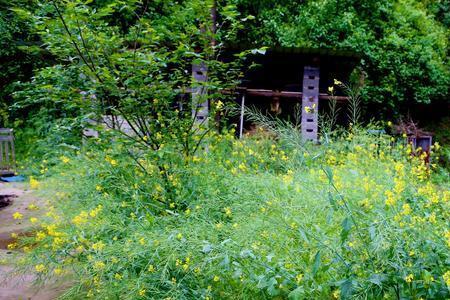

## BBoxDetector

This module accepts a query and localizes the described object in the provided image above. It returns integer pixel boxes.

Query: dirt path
[0,181,68,300]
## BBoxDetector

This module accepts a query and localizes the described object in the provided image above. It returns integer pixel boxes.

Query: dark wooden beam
[223,88,349,102]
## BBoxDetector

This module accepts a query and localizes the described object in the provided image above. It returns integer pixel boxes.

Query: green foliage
[10,0,253,165]
[232,0,450,111]
[0,0,48,127]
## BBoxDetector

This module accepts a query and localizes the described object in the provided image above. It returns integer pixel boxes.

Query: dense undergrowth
[11,127,450,299]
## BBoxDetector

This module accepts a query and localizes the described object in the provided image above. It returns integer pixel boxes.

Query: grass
[10,127,450,299]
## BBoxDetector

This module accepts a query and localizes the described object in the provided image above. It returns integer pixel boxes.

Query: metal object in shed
[0,129,16,176]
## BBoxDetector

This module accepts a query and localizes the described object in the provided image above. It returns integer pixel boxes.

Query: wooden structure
[0,129,16,176]
[195,47,359,141]
[301,66,320,141]
[236,48,358,141]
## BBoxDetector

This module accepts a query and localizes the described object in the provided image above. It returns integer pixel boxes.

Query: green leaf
[340,279,354,299]
[368,224,376,241]
[288,287,305,300]
[324,166,333,183]
[341,217,353,243]
[328,191,337,210]
[312,250,321,275]
[368,273,386,287]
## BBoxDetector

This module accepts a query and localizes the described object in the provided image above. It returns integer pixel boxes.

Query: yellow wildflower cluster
[29,177,40,189]
[92,241,106,251]
[175,256,191,271]
[72,211,89,226]
[60,156,70,164]
[304,103,316,114]
[12,212,23,220]
[72,204,102,227]
[443,271,450,287]
[405,274,414,283]
[105,156,118,166]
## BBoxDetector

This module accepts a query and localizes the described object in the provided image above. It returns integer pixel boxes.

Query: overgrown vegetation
[1,1,449,299]
[12,126,450,299]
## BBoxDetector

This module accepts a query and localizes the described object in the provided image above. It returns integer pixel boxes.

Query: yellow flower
[216,100,224,109]
[139,237,146,245]
[295,273,303,283]
[36,231,46,241]
[334,79,343,85]
[224,207,232,217]
[89,205,102,218]
[60,156,70,164]
[401,203,411,215]
[148,264,155,272]
[138,289,146,297]
[428,213,436,224]
[7,243,17,250]
[443,270,450,287]
[30,177,40,189]
[54,268,63,275]
[384,190,396,206]
[72,211,88,226]
[176,233,183,240]
[28,203,39,210]
[328,86,334,93]
[93,261,105,270]
[114,273,123,280]
[92,241,106,251]
[213,275,220,282]
[405,274,414,283]
[12,212,23,220]
[35,264,46,273]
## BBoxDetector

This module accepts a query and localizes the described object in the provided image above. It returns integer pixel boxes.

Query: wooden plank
[239,94,246,139]
[0,141,4,169]
[221,88,348,102]
[0,129,15,174]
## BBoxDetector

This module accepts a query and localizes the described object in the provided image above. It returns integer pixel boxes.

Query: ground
[0,181,68,300]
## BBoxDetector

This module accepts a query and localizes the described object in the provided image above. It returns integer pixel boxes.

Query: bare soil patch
[0,182,69,300]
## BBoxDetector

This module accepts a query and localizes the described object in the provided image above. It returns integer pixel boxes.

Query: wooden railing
[0,129,15,176]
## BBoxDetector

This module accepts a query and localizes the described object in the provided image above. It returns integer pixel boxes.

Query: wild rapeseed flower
[443,271,450,287]
[30,177,40,189]
[405,274,414,283]
[224,207,232,216]
[60,156,70,164]
[13,212,23,220]
[35,264,46,273]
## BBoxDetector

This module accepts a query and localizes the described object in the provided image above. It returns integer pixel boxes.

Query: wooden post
[301,66,320,142]
[192,62,209,126]
[0,129,15,176]
[239,93,246,138]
